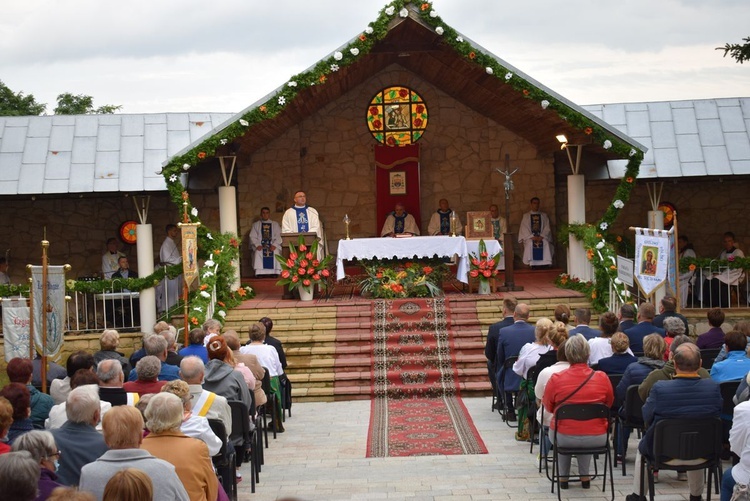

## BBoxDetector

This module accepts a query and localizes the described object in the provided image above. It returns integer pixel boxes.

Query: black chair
[497,356,519,427]
[551,403,614,501]
[280,373,292,419]
[208,418,238,501]
[261,367,280,439]
[525,364,543,454]
[701,348,722,371]
[488,361,500,413]
[607,373,624,401]
[720,379,742,420]
[228,400,258,492]
[638,417,723,501]
[614,385,645,476]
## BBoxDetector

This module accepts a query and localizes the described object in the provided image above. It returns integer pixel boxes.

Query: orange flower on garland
[616,236,622,242]
[421,2,430,10]
[586,249,594,260]
[200,284,208,291]
[610,265,617,270]
[190,317,199,325]
[237,287,246,297]
[688,264,696,271]
[359,34,366,41]
[468,51,476,60]
[259,105,267,113]
[217,301,225,307]
[197,152,206,159]
[319,75,327,83]
[591,291,597,299]
[214,249,221,255]
[584,127,593,135]
[229,238,239,248]
[523,89,530,96]
[626,177,634,183]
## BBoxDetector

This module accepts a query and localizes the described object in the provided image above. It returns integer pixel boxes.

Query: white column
[219,185,241,290]
[136,224,156,334]
[647,210,666,304]
[567,174,593,281]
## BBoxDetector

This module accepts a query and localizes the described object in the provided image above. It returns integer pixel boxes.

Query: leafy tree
[54,93,121,115]
[718,36,750,64]
[0,79,46,116]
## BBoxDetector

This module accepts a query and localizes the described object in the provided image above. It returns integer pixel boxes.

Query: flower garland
[150,0,645,314]
[679,256,750,273]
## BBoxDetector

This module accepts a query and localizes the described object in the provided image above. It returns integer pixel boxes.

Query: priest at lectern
[281,190,325,259]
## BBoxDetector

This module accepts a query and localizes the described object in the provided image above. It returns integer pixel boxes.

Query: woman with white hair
[0,451,41,501]
[11,430,63,500]
[141,392,218,501]
[93,329,131,374]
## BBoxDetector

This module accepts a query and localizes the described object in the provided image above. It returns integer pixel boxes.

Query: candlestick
[343,214,351,240]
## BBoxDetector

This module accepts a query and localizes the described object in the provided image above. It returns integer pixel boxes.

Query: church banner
[30,266,65,357]
[2,298,30,362]
[181,223,200,288]
[633,228,670,297]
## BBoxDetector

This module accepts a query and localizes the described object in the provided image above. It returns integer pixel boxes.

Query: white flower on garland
[613,199,624,209]
[485,66,493,75]
[330,64,339,72]
[385,6,395,15]
[614,278,623,285]
[350,47,359,56]
[600,222,609,230]
[596,241,605,250]
[206,233,213,240]
[629,148,636,157]
[365,26,373,34]
[202,270,214,278]
[200,290,211,298]
[603,139,612,150]
[435,26,444,35]
[168,174,177,183]
[288,81,297,87]
[239,119,249,126]
[204,259,215,267]
[193,306,203,312]
[541,100,550,109]
[220,139,228,145]
[430,10,438,18]
[505,72,513,81]
[191,207,198,217]
[456,36,463,43]
[182,163,190,171]
[218,310,226,318]
[399,7,408,17]
[278,96,286,106]
[334,51,343,61]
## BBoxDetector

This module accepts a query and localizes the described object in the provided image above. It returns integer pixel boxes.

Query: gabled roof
[583,98,750,179]
[0,113,233,195]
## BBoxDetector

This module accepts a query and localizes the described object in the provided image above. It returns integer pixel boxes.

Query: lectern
[280,232,318,299]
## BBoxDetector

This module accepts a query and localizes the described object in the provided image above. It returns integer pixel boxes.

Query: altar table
[336,236,470,283]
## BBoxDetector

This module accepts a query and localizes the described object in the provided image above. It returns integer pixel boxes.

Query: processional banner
[30,266,65,357]
[181,223,200,288]
[2,298,30,362]
[633,228,671,297]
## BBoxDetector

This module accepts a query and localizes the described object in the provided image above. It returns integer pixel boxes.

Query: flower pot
[298,286,314,301]
[478,280,492,295]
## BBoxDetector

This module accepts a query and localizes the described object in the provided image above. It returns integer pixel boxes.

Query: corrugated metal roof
[0,113,233,195]
[583,98,750,180]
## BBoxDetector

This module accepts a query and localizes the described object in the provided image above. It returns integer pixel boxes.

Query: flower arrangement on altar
[275,235,332,292]
[359,258,448,299]
[469,239,501,284]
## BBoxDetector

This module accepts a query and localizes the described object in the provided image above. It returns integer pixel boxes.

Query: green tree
[0,79,46,116]
[53,92,121,114]
[718,36,750,64]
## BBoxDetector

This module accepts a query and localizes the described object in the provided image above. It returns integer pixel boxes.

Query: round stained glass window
[366,86,428,145]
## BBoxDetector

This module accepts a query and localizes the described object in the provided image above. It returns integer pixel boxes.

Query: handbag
[731,482,750,501]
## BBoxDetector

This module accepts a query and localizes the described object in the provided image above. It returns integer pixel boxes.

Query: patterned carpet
[366,298,487,457]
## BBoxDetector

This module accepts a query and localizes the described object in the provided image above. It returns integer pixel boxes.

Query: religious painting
[465,211,494,240]
[366,86,428,146]
[180,223,200,288]
[389,171,407,195]
[640,246,658,276]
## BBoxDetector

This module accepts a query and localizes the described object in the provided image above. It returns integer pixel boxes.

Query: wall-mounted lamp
[556,133,582,175]
[556,134,568,149]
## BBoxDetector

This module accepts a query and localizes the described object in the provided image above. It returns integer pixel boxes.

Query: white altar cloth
[336,236,470,283]
[465,239,504,271]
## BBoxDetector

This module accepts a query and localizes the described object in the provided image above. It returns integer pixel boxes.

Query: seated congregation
[487,295,750,501]
[0,316,289,501]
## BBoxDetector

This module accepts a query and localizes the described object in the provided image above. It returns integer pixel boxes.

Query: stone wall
[236,63,556,272]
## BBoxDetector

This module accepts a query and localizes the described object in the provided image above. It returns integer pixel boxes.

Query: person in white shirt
[250,207,283,277]
[158,224,182,313]
[160,380,222,457]
[703,231,745,308]
[381,203,420,237]
[588,312,633,366]
[513,318,553,379]
[518,197,553,268]
[281,191,325,260]
[427,198,462,236]
[101,238,125,279]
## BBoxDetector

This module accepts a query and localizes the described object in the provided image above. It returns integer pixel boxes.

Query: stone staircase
[223,295,595,402]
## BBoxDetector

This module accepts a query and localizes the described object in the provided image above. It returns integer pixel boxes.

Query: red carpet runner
[366,298,487,457]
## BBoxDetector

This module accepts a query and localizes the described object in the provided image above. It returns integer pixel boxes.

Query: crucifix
[495,154,524,291]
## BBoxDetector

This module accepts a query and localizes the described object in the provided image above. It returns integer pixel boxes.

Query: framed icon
[465,211,494,240]
[389,171,407,195]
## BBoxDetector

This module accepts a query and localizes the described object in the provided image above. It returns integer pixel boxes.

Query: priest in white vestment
[427,198,462,236]
[381,203,420,237]
[102,238,125,279]
[678,235,697,308]
[281,191,325,259]
[518,197,553,267]
[158,224,183,313]
[250,207,282,276]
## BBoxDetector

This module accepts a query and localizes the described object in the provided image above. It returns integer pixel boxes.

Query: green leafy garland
[679,257,750,273]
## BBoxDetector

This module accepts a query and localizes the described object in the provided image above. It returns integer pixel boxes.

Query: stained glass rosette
[367,86,428,145]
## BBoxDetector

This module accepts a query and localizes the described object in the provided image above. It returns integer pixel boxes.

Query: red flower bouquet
[469,239,501,283]
[275,235,332,292]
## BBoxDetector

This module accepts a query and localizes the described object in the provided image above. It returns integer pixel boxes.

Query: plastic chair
[551,403,614,501]
[701,348,722,371]
[638,417,723,501]
[488,361,499,413]
[497,356,518,427]
[208,418,238,500]
[720,379,742,420]
[614,384,645,475]
[227,400,259,492]
[261,367,280,439]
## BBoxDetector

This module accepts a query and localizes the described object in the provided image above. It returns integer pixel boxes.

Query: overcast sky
[1,0,748,114]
